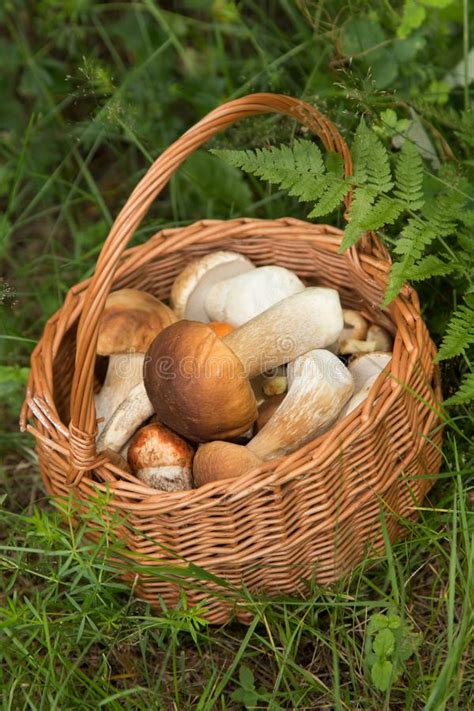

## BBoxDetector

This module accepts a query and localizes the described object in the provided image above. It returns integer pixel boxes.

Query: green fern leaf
[308,178,351,218]
[444,372,474,405]
[360,196,404,230]
[340,187,377,251]
[384,262,407,305]
[393,218,435,260]
[404,255,455,281]
[436,300,474,361]
[352,120,393,192]
[211,140,328,203]
[394,141,424,210]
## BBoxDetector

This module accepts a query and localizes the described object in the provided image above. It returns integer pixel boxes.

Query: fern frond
[404,255,455,281]
[340,187,377,251]
[212,141,329,203]
[444,372,474,406]
[360,196,404,230]
[384,262,407,305]
[425,191,465,237]
[393,217,436,260]
[308,179,350,218]
[340,193,403,252]
[436,300,474,361]
[352,119,393,193]
[394,141,424,210]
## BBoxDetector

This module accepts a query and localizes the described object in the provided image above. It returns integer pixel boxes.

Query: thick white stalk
[223,288,344,378]
[247,349,353,459]
[95,352,145,435]
[96,380,154,453]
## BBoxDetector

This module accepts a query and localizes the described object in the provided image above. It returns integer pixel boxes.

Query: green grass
[1,1,473,708]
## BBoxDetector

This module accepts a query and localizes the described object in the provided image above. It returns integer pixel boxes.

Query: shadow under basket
[21,94,443,624]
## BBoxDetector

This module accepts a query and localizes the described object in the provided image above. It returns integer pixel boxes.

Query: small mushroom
[339,351,393,418]
[262,366,288,397]
[143,287,344,441]
[339,320,392,355]
[204,265,305,326]
[193,441,261,487]
[171,251,255,321]
[366,324,393,352]
[128,422,194,491]
[331,309,368,354]
[95,289,176,434]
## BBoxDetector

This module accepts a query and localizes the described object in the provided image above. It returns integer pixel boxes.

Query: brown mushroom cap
[128,422,194,471]
[144,321,258,442]
[97,289,176,356]
[193,441,261,486]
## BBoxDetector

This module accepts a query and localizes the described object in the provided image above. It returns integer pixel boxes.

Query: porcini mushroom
[144,287,344,441]
[348,351,393,391]
[171,251,255,321]
[97,380,155,453]
[95,289,176,434]
[247,349,354,458]
[205,265,305,326]
[193,441,261,487]
[366,324,393,352]
[339,351,393,418]
[193,349,354,484]
[128,422,194,491]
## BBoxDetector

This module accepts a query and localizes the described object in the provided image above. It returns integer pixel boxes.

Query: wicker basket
[21,94,443,624]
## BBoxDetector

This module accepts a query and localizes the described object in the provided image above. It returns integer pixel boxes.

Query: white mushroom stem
[222,287,344,378]
[94,352,145,435]
[205,266,304,326]
[247,349,354,459]
[339,338,377,355]
[339,352,393,418]
[96,380,154,453]
[339,373,379,418]
[348,352,393,391]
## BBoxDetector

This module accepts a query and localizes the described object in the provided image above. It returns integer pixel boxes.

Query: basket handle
[67,92,385,481]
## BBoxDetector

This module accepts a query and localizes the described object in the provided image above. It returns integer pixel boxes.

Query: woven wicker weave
[20,94,442,623]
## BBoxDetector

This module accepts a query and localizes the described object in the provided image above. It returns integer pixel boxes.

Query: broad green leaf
[341,18,385,56]
[239,665,255,689]
[371,52,399,88]
[371,659,393,691]
[373,628,395,657]
[367,613,390,634]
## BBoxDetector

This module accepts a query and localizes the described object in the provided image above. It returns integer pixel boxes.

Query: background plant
[1,1,473,708]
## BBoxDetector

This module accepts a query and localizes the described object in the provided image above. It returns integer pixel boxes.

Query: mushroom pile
[94,252,393,491]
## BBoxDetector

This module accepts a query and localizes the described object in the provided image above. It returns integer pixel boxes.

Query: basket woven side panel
[24,220,443,624]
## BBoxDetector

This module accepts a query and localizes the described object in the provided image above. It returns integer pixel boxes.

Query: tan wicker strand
[21,94,443,623]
